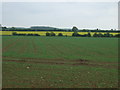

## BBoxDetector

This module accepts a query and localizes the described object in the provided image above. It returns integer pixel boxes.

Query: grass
[2,36,118,88]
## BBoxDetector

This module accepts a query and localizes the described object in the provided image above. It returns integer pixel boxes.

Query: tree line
[12,31,120,37]
[71,26,119,37]
[1,26,119,33]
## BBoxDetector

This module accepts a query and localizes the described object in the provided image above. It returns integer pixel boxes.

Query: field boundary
[3,56,118,69]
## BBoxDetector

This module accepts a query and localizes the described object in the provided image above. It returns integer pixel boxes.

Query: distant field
[2,36,118,88]
[0,31,119,36]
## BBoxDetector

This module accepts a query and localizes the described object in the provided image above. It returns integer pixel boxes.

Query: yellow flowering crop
[0,31,119,36]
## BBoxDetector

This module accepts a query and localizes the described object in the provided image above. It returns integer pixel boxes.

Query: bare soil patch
[2,56,118,69]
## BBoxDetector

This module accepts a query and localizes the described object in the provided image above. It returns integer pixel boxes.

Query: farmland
[2,36,118,88]
[0,31,119,36]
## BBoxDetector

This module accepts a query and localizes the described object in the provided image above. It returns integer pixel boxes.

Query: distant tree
[72,26,78,32]
[104,32,110,37]
[109,34,113,37]
[72,32,80,36]
[93,32,98,37]
[58,33,63,36]
[50,32,56,36]
[10,27,16,30]
[72,26,80,37]
[34,34,40,36]
[2,27,7,30]
[93,32,104,37]
[46,32,50,36]
[98,32,103,37]
[111,29,113,31]
[96,28,99,31]
[54,28,57,30]
[87,32,91,37]
[12,32,17,35]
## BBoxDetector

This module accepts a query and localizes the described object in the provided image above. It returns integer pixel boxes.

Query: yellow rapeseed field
[0,31,119,36]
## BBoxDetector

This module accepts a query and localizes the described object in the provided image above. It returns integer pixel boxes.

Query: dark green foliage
[87,32,91,37]
[72,26,78,32]
[58,33,63,36]
[104,32,113,37]
[111,29,113,31]
[72,31,92,37]
[12,32,17,35]
[96,28,99,30]
[9,27,16,30]
[50,32,56,36]
[2,27,7,30]
[1,26,120,34]
[104,32,109,37]
[12,32,40,36]
[93,32,98,37]
[93,32,104,37]
[72,26,79,36]
[98,32,104,37]
[46,32,56,36]
[27,34,40,36]
[46,32,50,36]
[93,32,114,37]
[72,32,79,36]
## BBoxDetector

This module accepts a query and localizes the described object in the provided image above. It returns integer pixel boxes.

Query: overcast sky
[2,2,118,29]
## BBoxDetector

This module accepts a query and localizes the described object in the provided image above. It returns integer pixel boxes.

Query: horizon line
[1,25,118,30]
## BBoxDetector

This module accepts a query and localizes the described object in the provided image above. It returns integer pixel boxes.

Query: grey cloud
[2,2,117,29]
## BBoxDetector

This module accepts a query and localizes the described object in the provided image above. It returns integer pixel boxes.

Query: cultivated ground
[2,36,119,88]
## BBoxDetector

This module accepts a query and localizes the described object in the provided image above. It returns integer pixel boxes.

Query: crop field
[2,36,119,88]
[0,31,119,36]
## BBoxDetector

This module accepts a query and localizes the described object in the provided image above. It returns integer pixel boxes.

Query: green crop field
[2,36,119,88]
